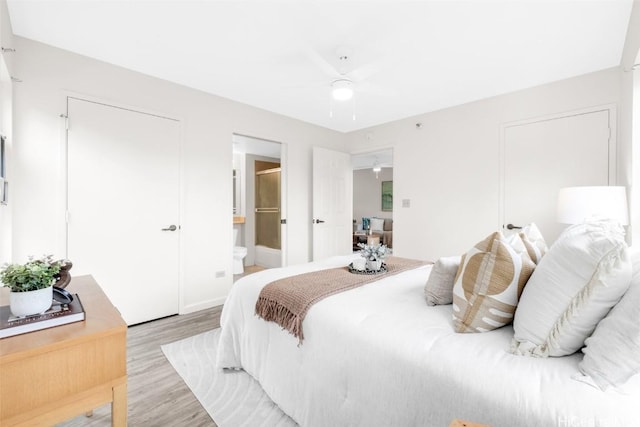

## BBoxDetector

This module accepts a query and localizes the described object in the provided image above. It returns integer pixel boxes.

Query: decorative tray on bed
[347,262,388,275]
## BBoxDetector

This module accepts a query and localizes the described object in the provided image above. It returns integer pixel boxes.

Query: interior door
[312,147,353,260]
[503,109,611,244]
[67,97,180,325]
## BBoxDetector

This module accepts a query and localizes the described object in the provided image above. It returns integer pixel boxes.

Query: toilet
[233,228,248,275]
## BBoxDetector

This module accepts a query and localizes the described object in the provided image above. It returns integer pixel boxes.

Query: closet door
[503,109,611,244]
[67,97,180,325]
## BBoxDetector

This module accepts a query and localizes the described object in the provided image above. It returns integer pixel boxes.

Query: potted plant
[0,255,64,317]
[357,242,389,271]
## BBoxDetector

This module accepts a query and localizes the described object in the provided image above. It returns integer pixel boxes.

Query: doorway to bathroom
[232,134,287,276]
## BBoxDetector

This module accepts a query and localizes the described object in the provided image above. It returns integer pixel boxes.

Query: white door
[280,144,288,267]
[312,147,353,260]
[67,97,180,325]
[503,109,611,244]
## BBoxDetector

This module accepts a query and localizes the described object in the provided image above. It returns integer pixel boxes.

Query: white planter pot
[9,286,53,317]
[367,259,383,271]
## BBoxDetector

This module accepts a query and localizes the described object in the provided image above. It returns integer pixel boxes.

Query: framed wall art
[381,180,393,211]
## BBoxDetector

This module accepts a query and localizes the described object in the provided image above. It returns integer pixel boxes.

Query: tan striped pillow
[452,232,535,333]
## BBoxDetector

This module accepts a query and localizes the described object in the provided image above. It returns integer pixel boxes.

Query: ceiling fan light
[332,79,353,101]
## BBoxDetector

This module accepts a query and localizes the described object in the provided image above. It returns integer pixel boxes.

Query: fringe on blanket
[255,297,304,341]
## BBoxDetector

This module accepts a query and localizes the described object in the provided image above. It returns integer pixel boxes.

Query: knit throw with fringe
[255,256,427,342]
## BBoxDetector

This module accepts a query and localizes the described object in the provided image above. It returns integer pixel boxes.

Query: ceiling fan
[303,46,389,104]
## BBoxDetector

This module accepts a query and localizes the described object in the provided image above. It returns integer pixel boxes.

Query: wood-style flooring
[58,305,222,427]
[234,264,265,280]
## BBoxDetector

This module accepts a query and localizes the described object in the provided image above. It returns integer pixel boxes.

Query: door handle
[161,225,177,231]
[313,219,325,224]
[505,223,522,230]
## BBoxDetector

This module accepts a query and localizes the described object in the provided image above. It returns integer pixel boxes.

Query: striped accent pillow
[452,232,535,333]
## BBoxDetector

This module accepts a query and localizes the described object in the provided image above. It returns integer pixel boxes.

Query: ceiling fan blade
[356,80,397,96]
[302,45,340,78]
[281,80,328,90]
[349,62,379,82]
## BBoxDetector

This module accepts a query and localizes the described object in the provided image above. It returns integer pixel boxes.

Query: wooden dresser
[0,275,127,426]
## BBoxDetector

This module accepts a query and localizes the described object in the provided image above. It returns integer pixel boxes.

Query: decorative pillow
[576,247,640,391]
[518,223,548,264]
[370,218,385,232]
[452,232,535,333]
[424,256,461,306]
[362,217,370,231]
[511,219,631,357]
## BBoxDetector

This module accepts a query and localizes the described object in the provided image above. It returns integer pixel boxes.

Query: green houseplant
[1,255,63,317]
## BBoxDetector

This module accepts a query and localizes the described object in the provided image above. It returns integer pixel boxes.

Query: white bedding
[217,255,640,427]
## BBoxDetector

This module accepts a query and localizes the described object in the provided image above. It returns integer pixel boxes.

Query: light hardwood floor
[234,264,265,281]
[58,305,223,427]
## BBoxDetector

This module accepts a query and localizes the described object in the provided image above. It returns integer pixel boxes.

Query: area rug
[161,328,297,427]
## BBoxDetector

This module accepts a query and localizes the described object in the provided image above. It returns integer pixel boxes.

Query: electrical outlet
[402,199,411,208]
[215,271,225,278]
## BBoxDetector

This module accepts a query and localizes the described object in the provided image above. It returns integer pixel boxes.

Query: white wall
[0,0,13,266]
[8,2,640,307]
[11,37,346,313]
[347,68,625,261]
[353,167,393,224]
[620,2,640,245]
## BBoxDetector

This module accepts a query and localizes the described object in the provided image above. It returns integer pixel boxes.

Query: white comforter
[217,255,639,427]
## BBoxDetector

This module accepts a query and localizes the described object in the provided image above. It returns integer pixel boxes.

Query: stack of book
[0,295,85,339]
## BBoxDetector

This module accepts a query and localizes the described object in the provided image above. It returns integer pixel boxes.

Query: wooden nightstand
[0,275,127,426]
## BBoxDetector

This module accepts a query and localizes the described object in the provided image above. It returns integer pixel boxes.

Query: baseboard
[180,296,226,315]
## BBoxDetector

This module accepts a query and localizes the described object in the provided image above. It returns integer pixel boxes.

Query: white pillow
[424,256,461,306]
[577,247,640,390]
[519,223,548,264]
[370,218,385,232]
[511,219,631,357]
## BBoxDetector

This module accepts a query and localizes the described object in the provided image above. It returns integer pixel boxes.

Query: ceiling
[352,149,392,171]
[6,1,634,133]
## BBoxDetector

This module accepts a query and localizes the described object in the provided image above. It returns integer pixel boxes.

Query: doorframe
[498,104,617,231]
[280,142,288,266]
[232,133,288,268]
[60,91,185,309]
[350,145,395,222]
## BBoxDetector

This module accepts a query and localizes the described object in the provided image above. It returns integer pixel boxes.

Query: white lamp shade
[557,186,629,225]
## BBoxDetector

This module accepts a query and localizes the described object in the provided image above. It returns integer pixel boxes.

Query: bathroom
[232,134,284,276]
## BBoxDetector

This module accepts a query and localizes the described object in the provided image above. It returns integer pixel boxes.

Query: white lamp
[331,79,354,101]
[557,186,629,225]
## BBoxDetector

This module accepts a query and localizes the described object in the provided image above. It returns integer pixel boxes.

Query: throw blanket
[255,256,426,342]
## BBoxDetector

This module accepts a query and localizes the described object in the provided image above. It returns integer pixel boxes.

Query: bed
[216,254,639,427]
